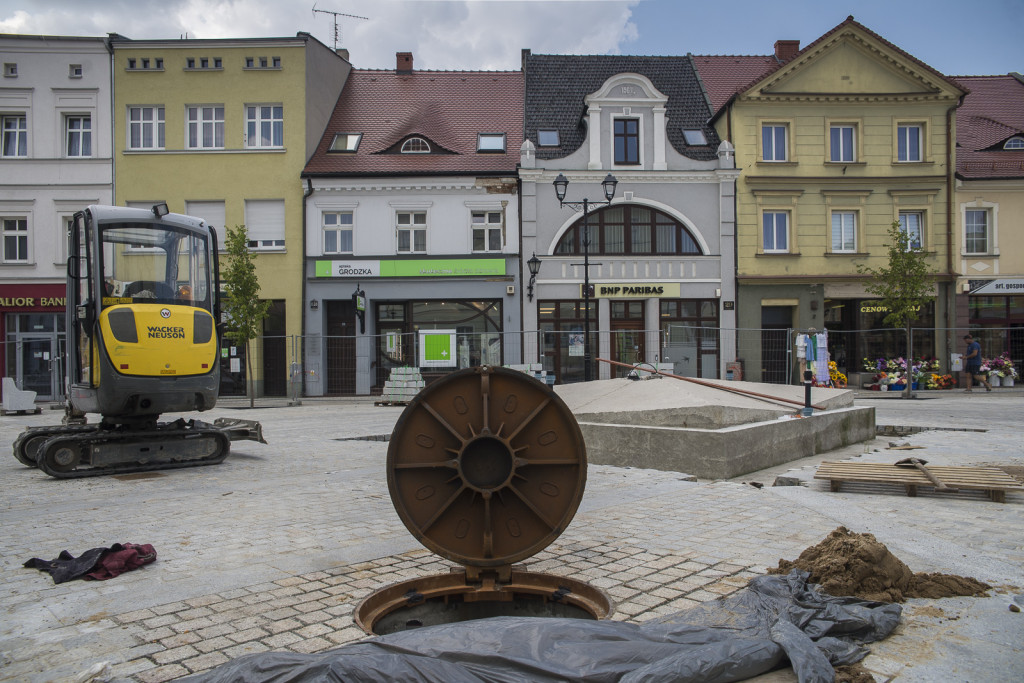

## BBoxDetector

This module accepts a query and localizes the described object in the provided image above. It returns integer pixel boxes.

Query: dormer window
[537,130,559,147]
[477,133,506,152]
[330,133,361,152]
[682,129,707,145]
[401,137,430,154]
[1005,137,1024,150]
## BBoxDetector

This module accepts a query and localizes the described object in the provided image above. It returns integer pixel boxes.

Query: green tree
[857,220,937,398]
[221,225,271,408]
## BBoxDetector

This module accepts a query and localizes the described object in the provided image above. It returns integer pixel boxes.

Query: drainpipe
[945,99,959,361]
[301,177,314,394]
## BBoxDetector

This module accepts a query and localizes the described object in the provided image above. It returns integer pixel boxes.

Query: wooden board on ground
[814,461,1024,503]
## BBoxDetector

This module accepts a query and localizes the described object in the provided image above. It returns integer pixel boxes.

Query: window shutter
[244,199,285,245]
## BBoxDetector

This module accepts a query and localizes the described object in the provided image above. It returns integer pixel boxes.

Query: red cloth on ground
[85,543,157,580]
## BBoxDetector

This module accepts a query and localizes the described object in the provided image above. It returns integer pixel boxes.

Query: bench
[814,461,1024,503]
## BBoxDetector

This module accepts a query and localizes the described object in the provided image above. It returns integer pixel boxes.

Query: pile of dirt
[770,526,990,602]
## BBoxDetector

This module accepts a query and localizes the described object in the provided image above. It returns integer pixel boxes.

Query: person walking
[962,333,992,392]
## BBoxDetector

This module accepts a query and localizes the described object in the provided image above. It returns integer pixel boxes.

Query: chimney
[397,52,413,73]
[774,40,800,62]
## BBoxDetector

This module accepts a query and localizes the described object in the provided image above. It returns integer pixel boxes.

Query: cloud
[0,0,641,70]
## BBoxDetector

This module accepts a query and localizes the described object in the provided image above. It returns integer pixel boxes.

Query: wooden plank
[813,461,1023,502]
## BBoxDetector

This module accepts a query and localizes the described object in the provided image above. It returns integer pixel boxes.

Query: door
[262,301,287,397]
[18,336,56,400]
[611,322,645,377]
[761,306,792,384]
[326,300,356,395]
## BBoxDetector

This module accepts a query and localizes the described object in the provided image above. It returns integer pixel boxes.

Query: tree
[857,220,937,399]
[221,225,271,408]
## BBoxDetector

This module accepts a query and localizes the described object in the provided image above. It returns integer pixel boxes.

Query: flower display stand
[1004,377,1015,387]
[990,375,1001,387]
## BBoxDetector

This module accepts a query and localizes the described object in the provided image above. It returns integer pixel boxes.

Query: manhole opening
[335,434,392,442]
[370,591,601,636]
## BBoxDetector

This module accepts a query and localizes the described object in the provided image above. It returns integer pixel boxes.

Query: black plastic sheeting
[183,570,901,683]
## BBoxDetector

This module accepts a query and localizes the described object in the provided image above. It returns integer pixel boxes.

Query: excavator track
[35,424,232,479]
[13,424,97,467]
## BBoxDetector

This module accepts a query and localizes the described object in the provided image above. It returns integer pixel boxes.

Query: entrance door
[326,300,356,395]
[761,306,792,384]
[611,322,645,377]
[262,301,287,397]
[18,336,56,400]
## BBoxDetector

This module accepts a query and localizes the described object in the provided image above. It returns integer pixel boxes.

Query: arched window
[1004,136,1024,150]
[401,137,430,153]
[554,205,701,256]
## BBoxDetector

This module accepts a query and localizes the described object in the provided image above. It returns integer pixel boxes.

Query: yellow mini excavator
[13,204,264,478]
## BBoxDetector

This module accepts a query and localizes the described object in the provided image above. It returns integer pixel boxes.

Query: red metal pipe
[596,358,828,411]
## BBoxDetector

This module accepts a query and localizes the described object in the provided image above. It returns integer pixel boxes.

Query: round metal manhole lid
[386,366,587,569]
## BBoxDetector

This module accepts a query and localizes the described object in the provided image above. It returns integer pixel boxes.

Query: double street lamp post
[553,173,618,382]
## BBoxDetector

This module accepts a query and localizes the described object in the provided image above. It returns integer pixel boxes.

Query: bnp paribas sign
[315,259,505,278]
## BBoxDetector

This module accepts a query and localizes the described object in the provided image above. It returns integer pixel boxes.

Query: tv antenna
[312,4,369,51]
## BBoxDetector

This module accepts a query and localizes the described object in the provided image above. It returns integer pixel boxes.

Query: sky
[1,0,1021,76]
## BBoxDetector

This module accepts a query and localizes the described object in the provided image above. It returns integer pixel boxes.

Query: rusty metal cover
[387,366,587,570]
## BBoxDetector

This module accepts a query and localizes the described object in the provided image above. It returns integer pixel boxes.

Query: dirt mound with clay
[770,526,990,602]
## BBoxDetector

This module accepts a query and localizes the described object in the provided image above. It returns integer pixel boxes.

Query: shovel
[894,457,959,493]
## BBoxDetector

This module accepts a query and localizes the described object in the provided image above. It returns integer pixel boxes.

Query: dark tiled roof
[690,55,779,113]
[303,69,523,176]
[522,52,719,162]
[953,75,1024,179]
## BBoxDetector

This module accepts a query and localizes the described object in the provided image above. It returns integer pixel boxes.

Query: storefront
[966,279,1024,363]
[305,257,517,395]
[0,284,67,401]
[824,297,937,376]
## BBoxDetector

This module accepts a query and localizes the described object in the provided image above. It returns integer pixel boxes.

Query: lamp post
[526,253,542,302]
[553,172,618,382]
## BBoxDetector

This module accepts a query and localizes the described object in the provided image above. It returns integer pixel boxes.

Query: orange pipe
[596,358,828,411]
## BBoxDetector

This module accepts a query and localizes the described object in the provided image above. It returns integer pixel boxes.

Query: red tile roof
[690,55,779,113]
[953,75,1024,179]
[303,69,523,177]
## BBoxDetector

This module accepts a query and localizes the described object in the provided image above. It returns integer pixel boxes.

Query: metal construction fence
[3,325,1019,401]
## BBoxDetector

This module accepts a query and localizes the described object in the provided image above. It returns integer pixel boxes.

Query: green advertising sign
[419,329,456,367]
[315,259,505,278]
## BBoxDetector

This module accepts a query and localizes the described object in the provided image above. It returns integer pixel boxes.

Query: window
[762,212,788,253]
[128,106,165,150]
[244,199,286,250]
[245,57,254,68]
[614,118,639,165]
[761,124,787,161]
[555,205,700,256]
[1005,137,1024,150]
[259,57,268,68]
[537,130,559,146]
[185,200,226,249]
[2,115,27,157]
[829,124,856,162]
[472,211,502,252]
[477,133,505,152]
[2,218,28,262]
[965,210,989,254]
[124,54,163,70]
[187,58,196,69]
[899,212,923,251]
[831,212,856,252]
[69,64,83,78]
[66,116,91,157]
[4,63,17,77]
[272,57,281,68]
[682,129,707,145]
[401,137,430,153]
[397,211,427,252]
[323,212,354,254]
[186,105,224,149]
[127,58,136,69]
[245,105,284,148]
[329,133,361,152]
[897,124,922,162]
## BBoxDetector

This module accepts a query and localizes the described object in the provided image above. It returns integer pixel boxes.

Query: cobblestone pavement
[1,390,1021,682]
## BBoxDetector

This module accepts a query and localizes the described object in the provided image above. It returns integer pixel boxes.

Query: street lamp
[553,172,618,381]
[526,253,542,302]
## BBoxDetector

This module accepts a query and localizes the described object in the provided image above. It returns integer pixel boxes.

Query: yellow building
[697,18,965,384]
[952,74,1024,372]
[110,34,350,396]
